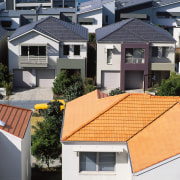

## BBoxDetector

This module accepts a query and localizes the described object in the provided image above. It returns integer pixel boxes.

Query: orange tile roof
[0,103,32,139]
[128,103,180,173]
[61,90,129,140]
[62,91,180,141]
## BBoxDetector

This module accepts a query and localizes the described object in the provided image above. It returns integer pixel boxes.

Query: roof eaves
[127,101,179,142]
[78,7,102,14]
[62,93,130,141]
[153,0,180,8]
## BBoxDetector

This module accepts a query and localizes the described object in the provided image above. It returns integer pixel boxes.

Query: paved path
[8,87,53,100]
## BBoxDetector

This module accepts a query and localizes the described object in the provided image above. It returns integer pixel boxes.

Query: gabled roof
[128,103,180,173]
[96,18,175,42]
[9,16,88,42]
[0,104,32,139]
[61,90,180,142]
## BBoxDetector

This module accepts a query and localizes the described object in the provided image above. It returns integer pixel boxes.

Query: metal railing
[19,56,48,65]
[125,58,144,64]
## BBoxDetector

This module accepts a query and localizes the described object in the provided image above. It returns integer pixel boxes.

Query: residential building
[115,0,180,47]
[0,103,32,180]
[61,89,180,180]
[8,16,88,87]
[96,18,175,91]
[77,0,115,33]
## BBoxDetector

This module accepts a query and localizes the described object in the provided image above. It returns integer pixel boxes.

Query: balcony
[19,56,48,67]
[150,63,175,71]
[125,58,145,64]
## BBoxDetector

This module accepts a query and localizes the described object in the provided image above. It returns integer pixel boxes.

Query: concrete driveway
[9,87,53,100]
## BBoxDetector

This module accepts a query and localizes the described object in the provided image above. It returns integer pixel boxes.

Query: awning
[78,18,94,23]
[120,13,148,19]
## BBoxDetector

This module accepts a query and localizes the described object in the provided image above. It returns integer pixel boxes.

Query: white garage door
[37,69,55,87]
[125,71,143,90]
[13,69,32,87]
[102,71,120,89]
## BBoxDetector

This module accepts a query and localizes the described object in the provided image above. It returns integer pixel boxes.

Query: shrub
[109,88,124,96]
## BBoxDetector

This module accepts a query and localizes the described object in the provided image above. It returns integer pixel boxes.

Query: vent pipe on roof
[0,120,6,127]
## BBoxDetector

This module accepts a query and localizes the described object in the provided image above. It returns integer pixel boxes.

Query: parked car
[34,99,65,114]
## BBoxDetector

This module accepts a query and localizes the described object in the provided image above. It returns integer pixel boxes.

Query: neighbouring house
[115,0,180,48]
[61,89,180,180]
[8,16,88,87]
[0,27,8,65]
[96,18,176,91]
[77,0,115,33]
[0,103,32,180]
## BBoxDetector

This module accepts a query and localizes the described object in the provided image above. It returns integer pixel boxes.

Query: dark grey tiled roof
[96,18,175,43]
[0,27,7,40]
[115,0,152,10]
[9,16,88,41]
[78,0,114,14]
[153,0,180,7]
[0,10,36,17]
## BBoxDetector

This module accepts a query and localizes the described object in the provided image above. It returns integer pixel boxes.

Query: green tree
[109,88,124,96]
[31,101,63,169]
[156,73,180,96]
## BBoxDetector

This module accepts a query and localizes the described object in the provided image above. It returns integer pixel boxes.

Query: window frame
[152,46,158,57]
[63,45,70,56]
[107,49,113,64]
[21,45,46,56]
[79,152,116,173]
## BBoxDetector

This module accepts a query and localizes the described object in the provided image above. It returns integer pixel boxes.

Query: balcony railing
[19,56,48,67]
[16,0,51,3]
[125,58,144,64]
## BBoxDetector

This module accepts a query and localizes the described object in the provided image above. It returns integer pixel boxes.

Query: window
[80,152,115,172]
[63,45,69,55]
[105,15,108,23]
[21,46,46,56]
[162,47,169,58]
[74,45,80,55]
[107,49,112,64]
[152,47,158,57]
[125,48,144,63]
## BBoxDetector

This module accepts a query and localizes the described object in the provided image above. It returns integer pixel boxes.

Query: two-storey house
[8,16,88,87]
[96,18,176,91]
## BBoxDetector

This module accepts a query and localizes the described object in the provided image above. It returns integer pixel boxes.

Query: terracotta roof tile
[62,92,180,141]
[0,104,32,139]
[128,103,180,173]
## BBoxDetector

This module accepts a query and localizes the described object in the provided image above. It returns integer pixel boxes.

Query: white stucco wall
[0,130,22,180]
[134,154,180,180]
[96,43,121,87]
[8,30,59,73]
[59,42,87,59]
[21,121,31,180]
[77,9,102,33]
[62,141,132,180]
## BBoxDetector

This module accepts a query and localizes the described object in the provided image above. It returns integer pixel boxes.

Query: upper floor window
[63,45,69,56]
[74,45,80,56]
[152,46,169,58]
[162,47,169,58]
[80,152,115,172]
[125,48,145,63]
[107,49,112,64]
[152,47,158,57]
[21,46,46,56]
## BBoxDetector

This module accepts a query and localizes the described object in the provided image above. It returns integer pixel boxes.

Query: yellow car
[34,99,65,114]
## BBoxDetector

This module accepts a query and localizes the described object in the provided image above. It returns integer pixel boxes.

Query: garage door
[102,71,120,89]
[37,69,55,87]
[13,69,32,87]
[125,71,143,90]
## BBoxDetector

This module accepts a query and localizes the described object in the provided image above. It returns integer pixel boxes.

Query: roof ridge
[62,93,130,141]
[127,102,179,142]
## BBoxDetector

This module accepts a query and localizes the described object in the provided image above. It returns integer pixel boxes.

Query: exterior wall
[134,155,180,180]
[0,130,22,180]
[103,1,115,25]
[62,141,133,180]
[77,9,102,33]
[149,42,175,71]
[0,34,8,65]
[8,30,59,72]
[21,121,31,180]
[96,42,121,88]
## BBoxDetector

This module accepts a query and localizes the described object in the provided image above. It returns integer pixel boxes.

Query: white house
[96,18,176,91]
[8,16,88,87]
[77,0,115,33]
[61,90,180,180]
[0,103,32,180]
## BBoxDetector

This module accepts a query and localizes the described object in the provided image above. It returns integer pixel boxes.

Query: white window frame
[107,49,113,65]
